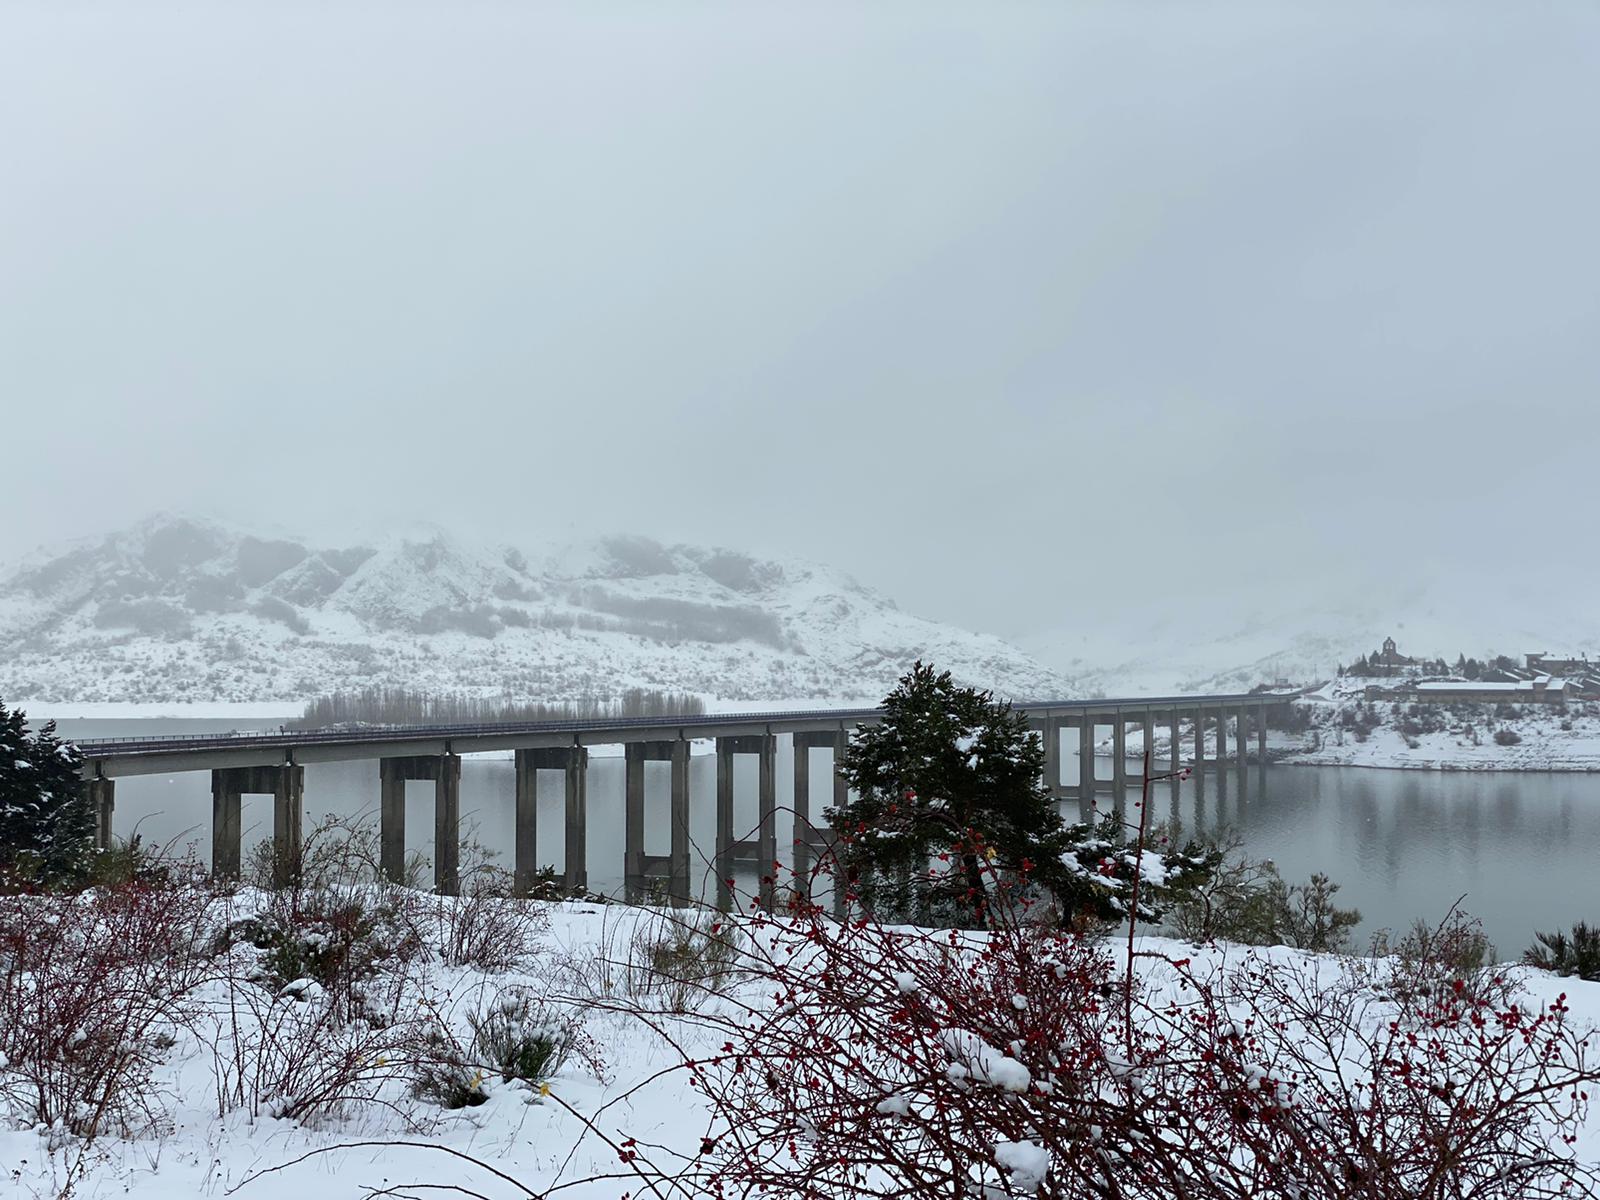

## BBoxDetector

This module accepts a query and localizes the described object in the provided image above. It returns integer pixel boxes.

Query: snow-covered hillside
[1021,573,1600,696]
[0,516,1075,706]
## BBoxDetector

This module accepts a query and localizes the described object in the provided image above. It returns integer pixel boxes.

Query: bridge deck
[75,692,1298,777]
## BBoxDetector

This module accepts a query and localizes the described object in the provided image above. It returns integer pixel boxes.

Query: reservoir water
[52,717,1600,958]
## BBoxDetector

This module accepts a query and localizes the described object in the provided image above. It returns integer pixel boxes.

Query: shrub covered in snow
[468,987,588,1087]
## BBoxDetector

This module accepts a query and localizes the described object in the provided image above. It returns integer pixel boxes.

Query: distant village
[1345,637,1600,703]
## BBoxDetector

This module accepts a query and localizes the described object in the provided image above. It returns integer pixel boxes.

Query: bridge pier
[1258,709,1269,764]
[379,754,461,894]
[624,740,691,906]
[513,746,590,898]
[1111,714,1128,806]
[1040,716,1061,799]
[1078,719,1095,821]
[1062,713,1088,809]
[793,730,848,904]
[715,733,776,911]
[1235,706,1248,773]
[1193,707,1207,771]
[1169,710,1181,774]
[210,763,302,885]
[88,774,115,852]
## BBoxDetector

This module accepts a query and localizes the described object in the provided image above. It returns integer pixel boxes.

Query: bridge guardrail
[71,692,1300,760]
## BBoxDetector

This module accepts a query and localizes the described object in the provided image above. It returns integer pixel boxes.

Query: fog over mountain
[1022,574,1600,697]
[0,516,1074,706]
[5,4,1598,656]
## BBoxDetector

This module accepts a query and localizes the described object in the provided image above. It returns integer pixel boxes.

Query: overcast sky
[4,1,1597,640]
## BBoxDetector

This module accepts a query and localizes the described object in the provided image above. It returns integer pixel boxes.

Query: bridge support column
[1236,707,1248,773]
[275,765,304,888]
[1169,711,1181,774]
[433,755,461,896]
[88,774,115,852]
[1041,717,1060,797]
[1111,714,1127,802]
[1257,709,1268,765]
[830,730,849,919]
[380,758,406,885]
[212,775,241,881]
[625,740,687,905]
[378,754,460,893]
[514,750,538,898]
[794,730,848,901]
[793,732,813,890]
[515,747,591,898]
[1057,717,1079,806]
[1193,708,1207,770]
[210,763,301,885]
[671,739,692,906]
[1078,719,1095,822]
[565,747,588,894]
[1139,711,1154,782]
[714,734,777,911]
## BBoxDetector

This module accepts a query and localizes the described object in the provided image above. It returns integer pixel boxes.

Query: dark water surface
[51,718,1600,957]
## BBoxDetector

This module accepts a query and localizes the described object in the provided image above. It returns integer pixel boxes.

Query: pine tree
[0,700,94,884]
[828,663,1078,928]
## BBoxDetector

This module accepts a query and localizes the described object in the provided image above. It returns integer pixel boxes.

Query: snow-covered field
[5,895,1598,1199]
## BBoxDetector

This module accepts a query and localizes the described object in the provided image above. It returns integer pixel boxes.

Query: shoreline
[1272,754,1600,774]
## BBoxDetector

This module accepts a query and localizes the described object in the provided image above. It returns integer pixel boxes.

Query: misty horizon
[6,2,1599,654]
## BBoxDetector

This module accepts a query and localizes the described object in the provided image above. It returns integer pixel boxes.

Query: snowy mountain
[0,516,1077,706]
[1020,573,1600,696]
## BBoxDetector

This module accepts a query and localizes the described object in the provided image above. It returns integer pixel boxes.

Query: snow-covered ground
[4,898,1598,1199]
[1095,686,1600,773]
[1277,682,1600,772]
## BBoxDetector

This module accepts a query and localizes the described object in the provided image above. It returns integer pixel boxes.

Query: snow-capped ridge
[0,516,1074,706]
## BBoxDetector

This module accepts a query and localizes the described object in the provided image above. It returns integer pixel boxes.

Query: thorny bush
[0,873,216,1139]
[690,857,1600,1199]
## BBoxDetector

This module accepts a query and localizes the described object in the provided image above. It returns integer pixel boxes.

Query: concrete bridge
[76,692,1294,905]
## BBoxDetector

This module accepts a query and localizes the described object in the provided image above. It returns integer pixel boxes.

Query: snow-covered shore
[1106,687,1600,773]
[5,898,1598,1199]
[1278,683,1600,772]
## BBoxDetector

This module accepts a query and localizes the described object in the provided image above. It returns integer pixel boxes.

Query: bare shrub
[208,976,414,1122]
[1368,906,1515,1010]
[0,874,216,1139]
[625,909,742,1012]
[409,1022,486,1110]
[223,816,428,1022]
[688,864,1599,1200]
[428,872,548,973]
